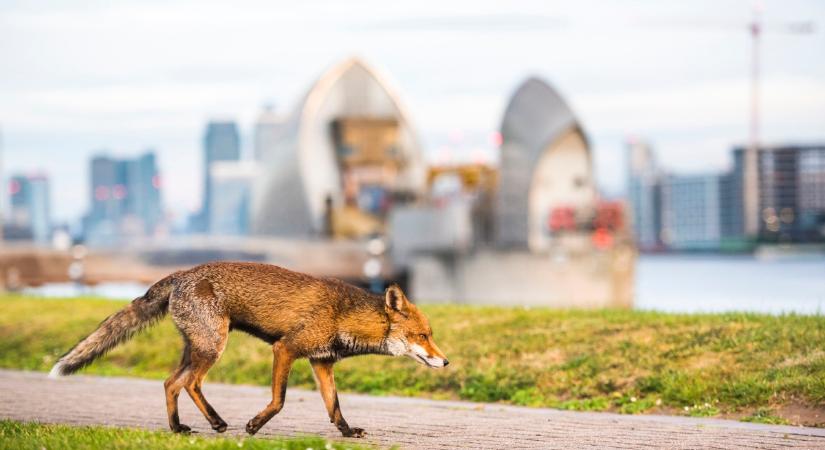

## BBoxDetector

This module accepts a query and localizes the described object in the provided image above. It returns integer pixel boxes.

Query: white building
[495,77,597,252]
[406,77,633,308]
[252,57,427,237]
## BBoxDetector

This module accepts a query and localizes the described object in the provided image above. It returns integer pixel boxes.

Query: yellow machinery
[329,117,404,239]
[427,164,498,194]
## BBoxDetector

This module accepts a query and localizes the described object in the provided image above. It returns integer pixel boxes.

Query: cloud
[2,0,824,222]
[352,13,567,32]
[575,77,825,135]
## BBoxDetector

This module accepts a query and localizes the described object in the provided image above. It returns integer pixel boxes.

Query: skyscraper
[798,146,825,241]
[7,174,51,243]
[733,144,825,243]
[660,174,724,250]
[208,161,258,235]
[194,121,240,233]
[127,152,163,233]
[86,155,119,226]
[626,139,662,251]
[254,105,283,162]
[83,151,162,245]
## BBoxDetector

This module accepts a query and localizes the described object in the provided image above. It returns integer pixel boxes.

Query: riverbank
[2,294,824,426]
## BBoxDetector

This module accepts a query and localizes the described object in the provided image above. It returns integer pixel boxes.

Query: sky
[1,0,824,224]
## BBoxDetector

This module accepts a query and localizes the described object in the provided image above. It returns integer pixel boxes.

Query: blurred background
[1,0,823,314]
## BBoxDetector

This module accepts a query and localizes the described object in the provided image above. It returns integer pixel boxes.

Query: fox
[49,261,449,437]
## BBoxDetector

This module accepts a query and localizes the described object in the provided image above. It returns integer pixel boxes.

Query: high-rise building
[83,151,162,245]
[86,155,120,226]
[625,142,824,251]
[798,146,825,241]
[194,121,240,233]
[660,173,728,250]
[733,144,825,243]
[7,174,51,243]
[722,150,746,243]
[254,105,283,162]
[208,161,258,235]
[126,153,163,233]
[626,139,662,251]
[758,146,798,240]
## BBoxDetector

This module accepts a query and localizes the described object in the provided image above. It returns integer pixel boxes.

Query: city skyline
[627,142,825,250]
[2,0,824,223]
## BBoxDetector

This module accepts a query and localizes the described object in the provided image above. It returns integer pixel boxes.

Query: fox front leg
[310,359,365,438]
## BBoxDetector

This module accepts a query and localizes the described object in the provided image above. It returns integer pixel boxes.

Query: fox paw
[172,424,192,434]
[211,420,228,433]
[342,427,366,438]
[245,419,262,435]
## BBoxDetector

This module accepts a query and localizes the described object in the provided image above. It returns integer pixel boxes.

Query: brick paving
[1,369,824,449]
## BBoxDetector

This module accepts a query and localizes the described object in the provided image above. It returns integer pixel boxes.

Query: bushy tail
[49,274,176,377]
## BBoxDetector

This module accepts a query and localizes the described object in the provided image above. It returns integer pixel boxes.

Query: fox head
[383,285,449,368]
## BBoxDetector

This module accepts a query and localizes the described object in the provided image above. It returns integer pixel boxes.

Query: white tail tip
[48,361,65,378]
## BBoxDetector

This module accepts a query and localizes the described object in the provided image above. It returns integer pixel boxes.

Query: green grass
[0,420,369,450]
[2,294,825,426]
[741,408,792,425]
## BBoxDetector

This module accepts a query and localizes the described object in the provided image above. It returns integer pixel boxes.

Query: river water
[20,255,825,315]
[636,254,825,315]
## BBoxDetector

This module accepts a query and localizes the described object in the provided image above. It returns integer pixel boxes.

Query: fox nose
[443,359,450,367]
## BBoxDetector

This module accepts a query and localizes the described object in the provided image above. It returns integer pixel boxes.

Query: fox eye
[419,334,428,340]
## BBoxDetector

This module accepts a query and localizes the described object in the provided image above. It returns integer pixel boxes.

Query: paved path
[2,370,825,449]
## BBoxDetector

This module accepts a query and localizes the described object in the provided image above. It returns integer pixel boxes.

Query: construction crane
[642,7,815,236]
[741,6,814,236]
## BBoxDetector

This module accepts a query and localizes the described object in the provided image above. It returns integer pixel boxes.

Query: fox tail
[49,274,175,377]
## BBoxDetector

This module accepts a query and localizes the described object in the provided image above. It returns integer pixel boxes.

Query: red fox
[50,261,449,437]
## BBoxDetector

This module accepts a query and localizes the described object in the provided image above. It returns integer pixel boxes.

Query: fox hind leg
[167,286,230,433]
[184,340,228,432]
[165,336,230,433]
[246,341,295,434]
[164,342,193,433]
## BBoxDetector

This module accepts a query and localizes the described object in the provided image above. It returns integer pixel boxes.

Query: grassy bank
[2,294,824,426]
[0,420,367,450]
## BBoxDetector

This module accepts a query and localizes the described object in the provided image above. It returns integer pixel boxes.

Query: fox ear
[385,285,407,313]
